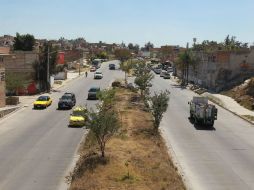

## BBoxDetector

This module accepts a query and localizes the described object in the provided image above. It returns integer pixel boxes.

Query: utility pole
[186,42,189,85]
[47,45,50,92]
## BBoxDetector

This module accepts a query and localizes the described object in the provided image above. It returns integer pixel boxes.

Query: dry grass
[69,89,185,190]
[222,78,254,110]
[242,115,254,122]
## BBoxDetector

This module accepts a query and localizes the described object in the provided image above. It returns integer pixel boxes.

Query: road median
[68,88,185,190]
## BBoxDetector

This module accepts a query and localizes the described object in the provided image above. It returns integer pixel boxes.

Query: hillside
[222,78,254,110]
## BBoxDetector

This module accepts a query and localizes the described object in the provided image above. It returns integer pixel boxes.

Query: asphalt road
[0,60,123,190]
[151,74,254,190]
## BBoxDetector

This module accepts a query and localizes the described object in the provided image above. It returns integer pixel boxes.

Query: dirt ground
[222,78,254,110]
[69,89,185,190]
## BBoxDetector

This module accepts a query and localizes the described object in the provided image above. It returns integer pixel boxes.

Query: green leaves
[133,63,154,98]
[150,90,170,130]
[13,33,35,51]
[86,89,119,157]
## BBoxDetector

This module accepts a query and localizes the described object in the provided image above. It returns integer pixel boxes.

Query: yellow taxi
[69,106,87,127]
[33,95,52,109]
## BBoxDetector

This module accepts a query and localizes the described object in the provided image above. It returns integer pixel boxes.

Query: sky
[0,0,254,47]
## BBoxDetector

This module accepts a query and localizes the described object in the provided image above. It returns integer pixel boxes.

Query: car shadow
[56,107,72,111]
[68,125,84,128]
[188,117,216,131]
[32,107,46,110]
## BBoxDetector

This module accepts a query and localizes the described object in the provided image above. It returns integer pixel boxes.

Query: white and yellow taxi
[69,106,87,127]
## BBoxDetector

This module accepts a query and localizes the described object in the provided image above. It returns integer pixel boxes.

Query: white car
[160,70,167,77]
[94,71,103,79]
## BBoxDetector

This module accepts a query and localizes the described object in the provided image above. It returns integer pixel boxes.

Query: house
[1,51,39,95]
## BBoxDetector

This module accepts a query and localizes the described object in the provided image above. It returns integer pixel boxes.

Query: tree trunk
[100,141,106,158]
[125,72,127,85]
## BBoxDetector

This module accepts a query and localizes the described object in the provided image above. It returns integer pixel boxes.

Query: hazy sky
[0,0,253,47]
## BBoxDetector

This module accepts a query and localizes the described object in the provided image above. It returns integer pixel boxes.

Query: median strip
[68,88,185,190]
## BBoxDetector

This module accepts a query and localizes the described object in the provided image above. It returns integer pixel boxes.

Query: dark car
[109,64,116,70]
[87,87,100,100]
[153,68,161,74]
[58,93,76,109]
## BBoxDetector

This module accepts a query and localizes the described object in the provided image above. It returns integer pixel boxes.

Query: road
[0,60,123,190]
[151,74,254,190]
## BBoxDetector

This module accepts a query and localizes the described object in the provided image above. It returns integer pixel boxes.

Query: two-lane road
[0,60,123,190]
[152,74,254,190]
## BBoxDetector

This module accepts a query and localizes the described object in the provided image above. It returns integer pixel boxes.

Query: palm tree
[176,50,197,85]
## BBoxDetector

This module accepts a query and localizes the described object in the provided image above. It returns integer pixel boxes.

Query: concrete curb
[0,106,23,121]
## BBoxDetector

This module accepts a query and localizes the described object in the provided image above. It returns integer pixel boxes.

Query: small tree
[114,49,131,62]
[86,89,119,158]
[120,60,135,84]
[87,109,119,158]
[5,72,27,95]
[150,90,170,131]
[134,63,154,98]
[97,88,116,110]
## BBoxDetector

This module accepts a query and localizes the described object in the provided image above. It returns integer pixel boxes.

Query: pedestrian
[85,71,88,77]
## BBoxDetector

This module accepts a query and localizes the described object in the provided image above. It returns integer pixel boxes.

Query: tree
[35,42,58,92]
[97,88,116,110]
[87,109,119,158]
[142,41,154,51]
[96,51,108,59]
[86,89,119,158]
[128,43,134,50]
[114,49,131,62]
[120,60,135,84]
[150,90,170,131]
[176,50,197,85]
[134,62,154,98]
[5,72,27,95]
[13,33,35,51]
[133,44,140,54]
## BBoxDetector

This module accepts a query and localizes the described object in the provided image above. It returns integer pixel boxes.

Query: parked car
[153,68,161,74]
[69,106,87,127]
[163,72,171,79]
[160,70,167,77]
[58,93,76,109]
[167,67,173,72]
[109,63,116,70]
[90,66,96,72]
[33,96,52,109]
[94,71,103,79]
[87,87,101,100]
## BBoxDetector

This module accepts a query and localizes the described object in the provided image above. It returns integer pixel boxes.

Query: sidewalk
[0,70,85,119]
[203,92,254,124]
[170,76,254,124]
